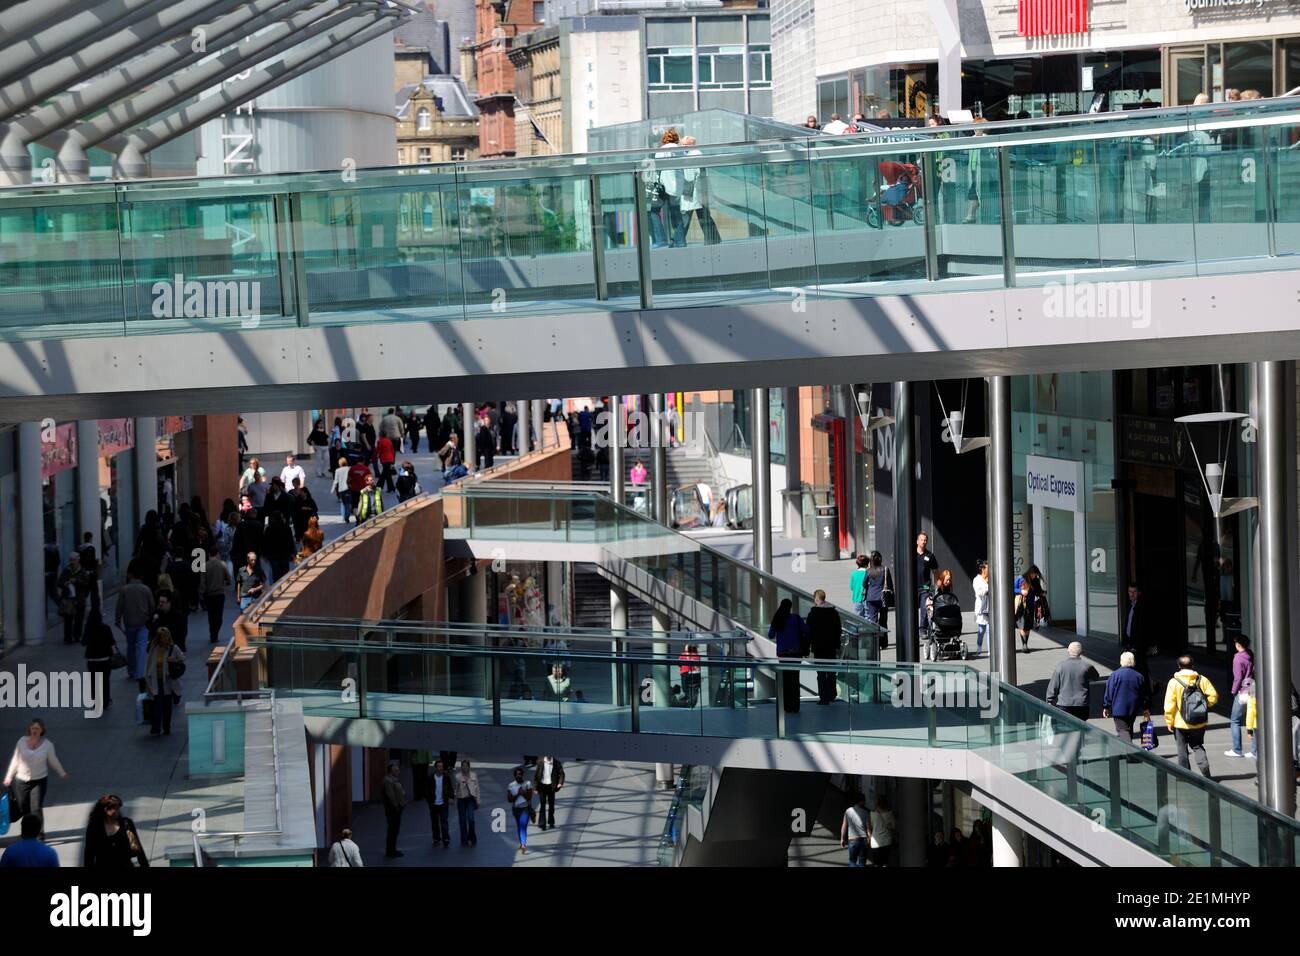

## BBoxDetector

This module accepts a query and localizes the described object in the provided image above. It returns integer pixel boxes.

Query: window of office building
[451,147,467,162]
[648,47,695,89]
[417,107,431,131]
[698,46,746,89]
[417,146,432,163]
[397,147,406,164]
[748,44,772,88]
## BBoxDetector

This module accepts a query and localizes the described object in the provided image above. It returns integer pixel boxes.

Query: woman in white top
[678,135,722,245]
[4,718,69,828]
[506,765,534,854]
[331,456,354,525]
[867,795,896,867]
[972,560,990,657]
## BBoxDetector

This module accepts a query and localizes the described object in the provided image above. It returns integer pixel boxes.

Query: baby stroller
[867,161,924,228]
[925,594,968,661]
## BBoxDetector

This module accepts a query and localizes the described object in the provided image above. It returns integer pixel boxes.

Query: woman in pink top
[630,461,648,486]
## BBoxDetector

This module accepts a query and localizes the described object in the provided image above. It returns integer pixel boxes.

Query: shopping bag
[1140,719,1158,751]
[136,692,153,725]
[0,791,10,835]
[1037,713,1057,748]
[1246,695,1258,731]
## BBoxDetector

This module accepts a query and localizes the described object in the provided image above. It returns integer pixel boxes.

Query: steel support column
[461,403,474,472]
[610,396,625,505]
[893,382,917,662]
[652,392,668,525]
[18,423,45,645]
[988,376,1015,684]
[1255,360,1296,817]
[783,386,802,538]
[752,387,772,575]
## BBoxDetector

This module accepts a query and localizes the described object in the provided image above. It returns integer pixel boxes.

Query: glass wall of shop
[1167,35,1300,104]
[1011,371,1117,638]
[155,428,193,521]
[43,470,77,623]
[1115,366,1248,658]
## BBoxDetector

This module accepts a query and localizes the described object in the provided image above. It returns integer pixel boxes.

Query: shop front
[41,422,78,624]
[811,0,1300,121]
[156,415,194,519]
[96,418,136,593]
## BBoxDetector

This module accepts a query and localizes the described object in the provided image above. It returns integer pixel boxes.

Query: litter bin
[815,505,838,561]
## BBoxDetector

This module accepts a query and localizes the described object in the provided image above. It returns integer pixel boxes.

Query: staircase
[572,562,653,629]
[623,446,718,496]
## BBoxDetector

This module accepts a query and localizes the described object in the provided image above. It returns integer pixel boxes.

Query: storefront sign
[158,416,193,436]
[96,418,135,458]
[1026,455,1084,512]
[41,423,78,480]
[1120,415,1188,468]
[1186,0,1298,12]
[1018,0,1088,37]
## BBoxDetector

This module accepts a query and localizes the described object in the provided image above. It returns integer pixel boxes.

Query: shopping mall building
[776,0,1300,122]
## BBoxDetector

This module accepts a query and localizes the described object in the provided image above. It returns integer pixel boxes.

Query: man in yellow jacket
[1163,655,1219,778]
[355,473,385,523]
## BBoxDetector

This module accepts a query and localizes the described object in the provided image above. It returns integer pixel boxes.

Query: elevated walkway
[3,101,1300,419]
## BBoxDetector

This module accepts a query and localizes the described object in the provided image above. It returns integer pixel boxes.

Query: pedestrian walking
[83,794,149,867]
[1163,655,1219,778]
[375,434,397,493]
[298,515,324,561]
[507,766,534,853]
[840,792,869,867]
[236,551,265,612]
[279,454,306,493]
[332,456,353,524]
[806,589,843,705]
[455,760,480,847]
[427,759,454,848]
[1225,635,1257,759]
[328,828,364,867]
[57,553,93,644]
[1046,642,1100,721]
[395,461,422,502]
[534,756,564,830]
[200,544,231,644]
[382,761,406,858]
[144,627,183,736]
[83,609,116,708]
[0,813,59,867]
[1102,651,1151,741]
[1014,578,1034,654]
[972,560,990,656]
[308,419,331,477]
[115,561,155,682]
[867,796,896,867]
[915,532,938,635]
[4,719,69,829]
[768,598,808,714]
[355,473,385,523]
[849,555,870,618]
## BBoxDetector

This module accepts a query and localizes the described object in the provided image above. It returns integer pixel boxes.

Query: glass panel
[0,198,124,339]
[1275,118,1300,256]
[456,176,597,316]
[931,140,1004,282]
[1192,113,1271,264]
[302,184,464,324]
[121,194,285,333]
[1224,40,1273,99]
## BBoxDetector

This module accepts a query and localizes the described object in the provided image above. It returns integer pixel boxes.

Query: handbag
[881,568,896,609]
[0,790,10,836]
[110,645,128,670]
[168,658,187,680]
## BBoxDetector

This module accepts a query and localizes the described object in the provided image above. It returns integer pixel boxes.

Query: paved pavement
[348,757,671,867]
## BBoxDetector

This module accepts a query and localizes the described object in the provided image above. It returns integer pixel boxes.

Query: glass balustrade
[2,101,1299,342]
[239,632,1299,866]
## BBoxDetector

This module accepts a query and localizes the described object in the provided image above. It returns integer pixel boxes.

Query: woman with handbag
[144,627,184,737]
[83,609,119,708]
[3,718,69,832]
[1014,578,1034,654]
[507,765,535,854]
[83,794,150,867]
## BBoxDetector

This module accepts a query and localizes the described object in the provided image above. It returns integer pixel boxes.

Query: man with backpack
[1163,655,1219,778]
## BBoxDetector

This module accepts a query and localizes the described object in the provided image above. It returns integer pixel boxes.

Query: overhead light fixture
[1175,411,1257,518]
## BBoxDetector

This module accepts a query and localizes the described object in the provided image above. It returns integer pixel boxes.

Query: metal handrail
[262,615,747,644]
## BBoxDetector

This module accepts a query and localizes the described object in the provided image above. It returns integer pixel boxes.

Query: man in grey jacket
[1047,641,1100,721]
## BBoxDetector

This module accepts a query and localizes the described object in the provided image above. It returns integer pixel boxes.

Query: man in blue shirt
[0,814,59,867]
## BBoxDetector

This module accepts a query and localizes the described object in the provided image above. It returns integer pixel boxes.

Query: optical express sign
[1025,455,1085,513]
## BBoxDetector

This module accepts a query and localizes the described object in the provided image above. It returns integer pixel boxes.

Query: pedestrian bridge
[216,482,1300,868]
[3,99,1300,420]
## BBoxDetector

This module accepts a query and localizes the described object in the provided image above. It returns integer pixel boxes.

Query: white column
[135,417,158,521]
[461,404,475,472]
[518,400,531,455]
[18,423,46,645]
[991,813,1025,867]
[611,584,628,706]
[1073,510,1088,637]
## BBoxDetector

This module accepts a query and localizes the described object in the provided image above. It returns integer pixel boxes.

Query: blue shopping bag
[0,791,10,835]
[1140,720,1159,751]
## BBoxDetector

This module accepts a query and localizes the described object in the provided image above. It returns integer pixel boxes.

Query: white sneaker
[1246,752,1257,758]
[1223,750,1243,758]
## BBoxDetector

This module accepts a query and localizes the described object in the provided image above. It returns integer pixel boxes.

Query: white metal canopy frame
[1174,411,1257,519]
[933,379,990,455]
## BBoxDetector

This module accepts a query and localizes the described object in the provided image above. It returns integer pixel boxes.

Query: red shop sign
[41,422,78,480]
[97,418,136,458]
[158,416,193,436]
[1018,0,1088,37]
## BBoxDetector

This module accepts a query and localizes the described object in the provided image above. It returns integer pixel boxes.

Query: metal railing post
[286,191,310,326]
[1156,771,1171,857]
[589,175,609,300]
[357,652,367,719]
[921,151,940,280]
[490,655,501,726]
[775,665,786,738]
[997,146,1016,288]
[633,169,655,309]
[1208,793,1222,867]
